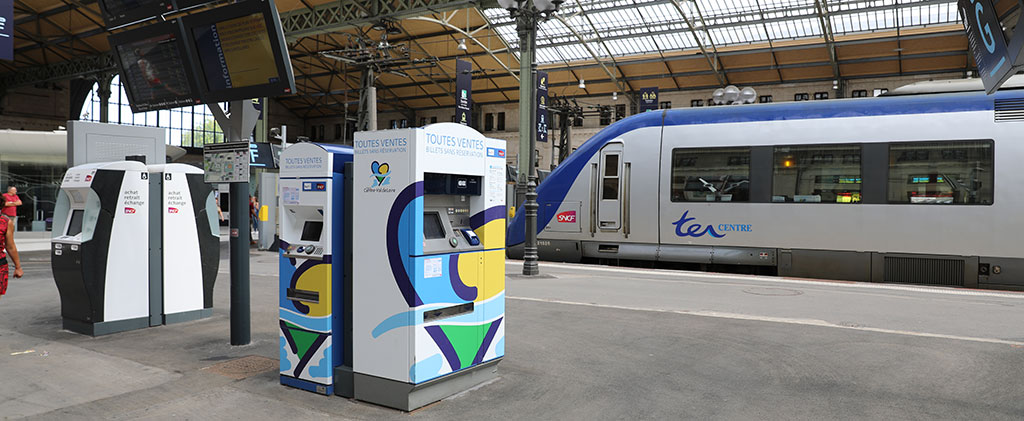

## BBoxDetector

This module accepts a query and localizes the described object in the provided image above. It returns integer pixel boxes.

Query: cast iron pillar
[517,12,540,276]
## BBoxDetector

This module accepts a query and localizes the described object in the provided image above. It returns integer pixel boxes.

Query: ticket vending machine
[278,143,352,395]
[51,161,151,336]
[351,123,506,410]
[148,164,220,325]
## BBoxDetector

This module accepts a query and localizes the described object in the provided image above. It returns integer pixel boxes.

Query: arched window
[80,75,226,147]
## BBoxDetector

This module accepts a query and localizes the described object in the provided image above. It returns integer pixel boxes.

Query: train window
[670,147,751,202]
[602,154,619,200]
[773,144,862,203]
[690,99,704,107]
[615,104,626,120]
[887,140,993,205]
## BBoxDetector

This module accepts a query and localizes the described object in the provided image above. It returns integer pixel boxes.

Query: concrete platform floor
[2,250,1024,419]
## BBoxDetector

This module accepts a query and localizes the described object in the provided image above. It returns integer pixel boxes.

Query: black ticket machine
[52,161,151,336]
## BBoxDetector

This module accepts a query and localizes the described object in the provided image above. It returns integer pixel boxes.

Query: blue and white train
[508,78,1024,290]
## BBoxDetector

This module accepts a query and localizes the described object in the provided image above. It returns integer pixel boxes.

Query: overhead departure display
[109,20,200,113]
[98,0,174,29]
[183,0,295,103]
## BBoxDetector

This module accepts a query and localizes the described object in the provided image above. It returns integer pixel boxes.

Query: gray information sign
[203,142,250,183]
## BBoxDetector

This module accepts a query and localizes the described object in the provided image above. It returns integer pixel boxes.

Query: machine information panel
[203,142,250,183]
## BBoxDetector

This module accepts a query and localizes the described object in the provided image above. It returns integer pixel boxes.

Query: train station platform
[2,251,1023,419]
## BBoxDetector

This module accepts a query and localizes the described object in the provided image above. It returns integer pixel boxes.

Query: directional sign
[959,0,1024,93]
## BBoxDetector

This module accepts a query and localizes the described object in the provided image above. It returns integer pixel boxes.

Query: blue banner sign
[455,59,472,126]
[0,0,11,61]
[639,87,659,112]
[537,70,548,143]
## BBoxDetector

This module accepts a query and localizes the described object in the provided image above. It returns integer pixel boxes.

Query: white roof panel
[484,0,960,64]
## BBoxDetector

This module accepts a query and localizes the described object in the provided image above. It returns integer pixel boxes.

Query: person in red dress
[0,215,24,299]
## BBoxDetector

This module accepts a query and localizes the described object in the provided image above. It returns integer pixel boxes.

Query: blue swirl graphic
[672,210,725,238]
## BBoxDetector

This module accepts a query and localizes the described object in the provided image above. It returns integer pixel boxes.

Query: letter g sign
[974,0,997,53]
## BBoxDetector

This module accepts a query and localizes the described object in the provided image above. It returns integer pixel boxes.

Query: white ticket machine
[351,123,506,410]
[148,164,220,325]
[51,161,151,336]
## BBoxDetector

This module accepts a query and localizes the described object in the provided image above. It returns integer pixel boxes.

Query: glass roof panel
[483,0,960,65]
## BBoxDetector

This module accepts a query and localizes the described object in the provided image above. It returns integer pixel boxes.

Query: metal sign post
[204,99,259,346]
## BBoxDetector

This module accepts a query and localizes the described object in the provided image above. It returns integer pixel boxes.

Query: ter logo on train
[671,210,752,238]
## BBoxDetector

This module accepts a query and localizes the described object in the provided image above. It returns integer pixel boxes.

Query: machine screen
[423,212,446,239]
[300,221,323,241]
[67,210,85,236]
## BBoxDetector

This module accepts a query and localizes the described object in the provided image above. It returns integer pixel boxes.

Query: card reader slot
[423,302,474,322]
[287,288,320,304]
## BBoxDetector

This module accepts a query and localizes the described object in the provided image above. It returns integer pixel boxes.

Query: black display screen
[423,213,446,239]
[300,221,323,242]
[423,173,482,196]
[110,20,198,112]
[183,0,296,103]
[67,210,85,237]
[99,0,173,28]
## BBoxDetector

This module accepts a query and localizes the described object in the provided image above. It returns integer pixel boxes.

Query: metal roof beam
[815,0,841,81]
[524,0,954,52]
[284,49,966,109]
[0,25,961,91]
[293,27,963,83]
[280,0,481,40]
[296,66,967,116]
[552,12,630,96]
[14,0,96,25]
[410,15,519,81]
[490,0,953,30]
[668,0,726,86]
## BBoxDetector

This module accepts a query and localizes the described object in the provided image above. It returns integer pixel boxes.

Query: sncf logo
[124,207,137,214]
[556,211,576,223]
[167,207,179,214]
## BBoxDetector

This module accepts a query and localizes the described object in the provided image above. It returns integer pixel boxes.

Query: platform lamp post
[497,0,561,276]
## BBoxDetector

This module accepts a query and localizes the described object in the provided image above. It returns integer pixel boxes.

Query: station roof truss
[1,0,1005,119]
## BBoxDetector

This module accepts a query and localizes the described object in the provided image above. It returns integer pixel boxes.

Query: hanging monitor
[108,19,201,113]
[182,0,296,103]
[98,0,174,29]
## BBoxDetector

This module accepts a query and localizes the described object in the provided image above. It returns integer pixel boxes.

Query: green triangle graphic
[284,322,322,359]
[439,324,486,369]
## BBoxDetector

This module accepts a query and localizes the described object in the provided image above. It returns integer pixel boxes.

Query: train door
[597,143,623,231]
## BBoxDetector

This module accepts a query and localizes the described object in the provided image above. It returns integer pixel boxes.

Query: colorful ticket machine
[278,142,352,395]
[51,161,151,336]
[147,164,220,325]
[351,123,506,410]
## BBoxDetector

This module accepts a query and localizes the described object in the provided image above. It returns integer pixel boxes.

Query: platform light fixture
[612,92,618,101]
[579,79,586,89]
[457,39,468,51]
